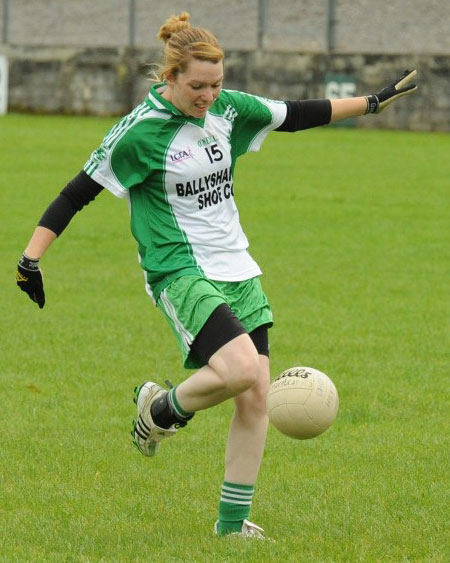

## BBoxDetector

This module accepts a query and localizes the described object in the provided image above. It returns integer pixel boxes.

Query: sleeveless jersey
[84,84,287,300]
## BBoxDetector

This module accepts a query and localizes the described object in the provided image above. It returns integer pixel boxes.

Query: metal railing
[2,0,8,44]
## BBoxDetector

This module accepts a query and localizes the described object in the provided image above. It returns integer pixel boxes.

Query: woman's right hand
[16,254,46,309]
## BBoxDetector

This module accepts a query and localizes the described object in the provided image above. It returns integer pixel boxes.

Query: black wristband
[365,95,379,114]
[19,253,40,271]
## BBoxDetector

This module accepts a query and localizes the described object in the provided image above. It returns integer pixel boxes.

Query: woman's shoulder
[212,88,254,115]
[105,102,178,149]
[214,88,284,118]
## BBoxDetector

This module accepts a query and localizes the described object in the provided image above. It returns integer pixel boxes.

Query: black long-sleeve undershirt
[275,99,332,132]
[38,171,103,235]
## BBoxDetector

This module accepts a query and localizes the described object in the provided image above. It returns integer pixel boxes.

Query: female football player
[16,12,416,538]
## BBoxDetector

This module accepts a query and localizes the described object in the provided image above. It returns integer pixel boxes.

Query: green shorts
[157,275,273,369]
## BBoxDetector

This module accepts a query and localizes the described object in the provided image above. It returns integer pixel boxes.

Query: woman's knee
[235,359,271,416]
[209,334,260,395]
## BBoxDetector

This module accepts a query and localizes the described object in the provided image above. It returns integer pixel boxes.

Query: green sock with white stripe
[217,481,254,536]
[168,386,194,420]
[150,386,194,429]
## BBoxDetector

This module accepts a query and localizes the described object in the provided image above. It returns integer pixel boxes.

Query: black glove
[16,253,45,309]
[365,69,417,114]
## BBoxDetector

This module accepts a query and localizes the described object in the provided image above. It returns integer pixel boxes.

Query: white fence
[0,54,8,114]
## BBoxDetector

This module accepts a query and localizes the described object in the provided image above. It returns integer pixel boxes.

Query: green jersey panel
[215,89,287,160]
[84,101,166,196]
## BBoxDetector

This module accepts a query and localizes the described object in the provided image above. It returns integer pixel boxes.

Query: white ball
[267,367,339,439]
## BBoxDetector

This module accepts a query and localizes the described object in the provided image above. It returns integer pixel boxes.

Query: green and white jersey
[84,84,287,300]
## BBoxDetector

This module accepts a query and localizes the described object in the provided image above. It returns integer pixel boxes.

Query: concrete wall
[1,1,450,130]
[4,0,450,54]
[262,1,328,52]
[334,1,450,55]
[3,0,261,50]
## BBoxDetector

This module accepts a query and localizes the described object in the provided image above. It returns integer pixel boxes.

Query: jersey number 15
[205,144,223,164]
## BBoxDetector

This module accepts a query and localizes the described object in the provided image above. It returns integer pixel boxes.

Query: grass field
[1,114,449,562]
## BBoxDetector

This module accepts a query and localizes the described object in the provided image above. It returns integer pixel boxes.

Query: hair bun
[158,12,191,43]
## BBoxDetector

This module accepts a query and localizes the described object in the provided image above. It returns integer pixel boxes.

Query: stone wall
[3,45,448,131]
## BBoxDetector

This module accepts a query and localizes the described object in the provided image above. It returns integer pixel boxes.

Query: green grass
[1,114,449,562]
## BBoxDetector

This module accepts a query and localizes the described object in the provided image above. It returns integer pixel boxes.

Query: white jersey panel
[163,113,262,281]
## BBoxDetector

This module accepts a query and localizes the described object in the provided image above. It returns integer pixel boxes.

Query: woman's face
[163,58,224,118]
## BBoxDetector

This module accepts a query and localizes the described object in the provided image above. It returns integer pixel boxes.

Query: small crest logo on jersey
[170,147,193,163]
[92,145,107,163]
[223,105,238,122]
